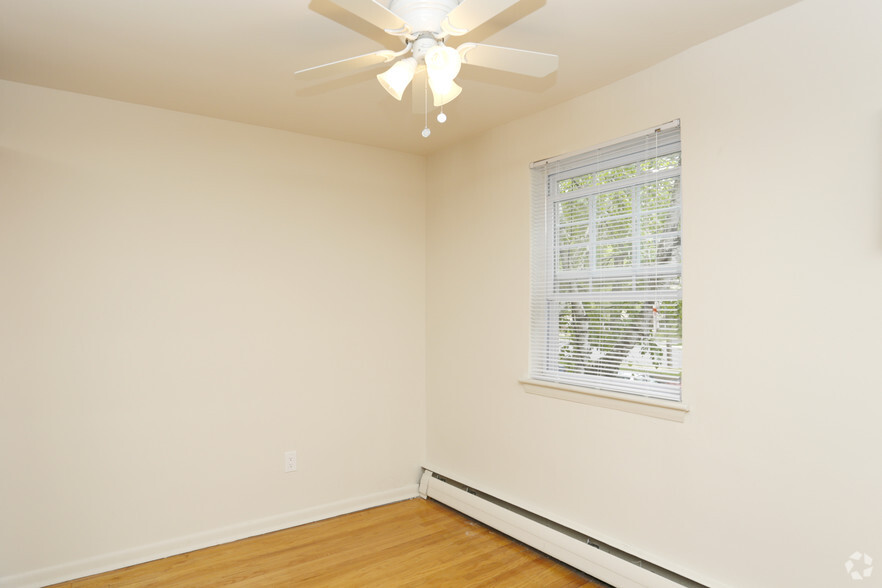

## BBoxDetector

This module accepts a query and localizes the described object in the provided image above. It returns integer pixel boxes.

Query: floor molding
[1,484,419,588]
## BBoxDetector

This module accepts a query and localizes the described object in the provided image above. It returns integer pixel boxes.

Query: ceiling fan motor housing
[389,0,460,36]
[411,34,438,62]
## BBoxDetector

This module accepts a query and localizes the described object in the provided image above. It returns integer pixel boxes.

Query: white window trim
[519,378,689,422]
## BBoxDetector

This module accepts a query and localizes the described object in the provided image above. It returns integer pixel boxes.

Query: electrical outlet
[284,450,297,473]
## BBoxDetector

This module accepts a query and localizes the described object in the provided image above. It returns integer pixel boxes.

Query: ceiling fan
[295,0,558,137]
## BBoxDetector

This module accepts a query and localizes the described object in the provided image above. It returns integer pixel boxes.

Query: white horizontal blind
[530,123,682,401]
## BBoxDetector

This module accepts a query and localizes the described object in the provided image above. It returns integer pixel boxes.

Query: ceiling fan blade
[457,43,558,77]
[295,49,398,80]
[441,0,521,36]
[331,0,411,34]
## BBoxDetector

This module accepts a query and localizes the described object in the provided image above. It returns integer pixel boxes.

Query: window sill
[519,378,689,422]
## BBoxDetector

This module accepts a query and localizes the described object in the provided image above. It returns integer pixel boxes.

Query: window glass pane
[597,216,632,241]
[640,178,680,210]
[557,197,590,224]
[596,163,638,185]
[558,222,590,246]
[556,300,682,387]
[640,209,680,237]
[558,246,590,271]
[596,190,632,218]
[558,173,593,194]
[641,153,681,174]
[641,235,681,265]
[597,241,632,269]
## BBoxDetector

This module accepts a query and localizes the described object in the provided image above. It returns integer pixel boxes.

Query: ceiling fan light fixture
[298,0,559,137]
[377,57,418,100]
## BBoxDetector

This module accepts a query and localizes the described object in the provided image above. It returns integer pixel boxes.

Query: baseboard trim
[421,465,724,588]
[1,484,419,588]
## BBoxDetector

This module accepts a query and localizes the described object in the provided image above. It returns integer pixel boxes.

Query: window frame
[527,121,684,411]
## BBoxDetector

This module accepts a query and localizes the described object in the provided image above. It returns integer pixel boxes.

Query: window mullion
[631,185,640,290]
[547,179,561,376]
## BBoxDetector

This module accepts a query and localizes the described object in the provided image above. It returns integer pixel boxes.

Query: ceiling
[0,0,801,155]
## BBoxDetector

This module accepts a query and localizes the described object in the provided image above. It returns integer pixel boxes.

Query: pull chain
[421,74,431,138]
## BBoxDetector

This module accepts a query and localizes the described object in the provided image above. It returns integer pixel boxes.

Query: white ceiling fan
[295,0,558,136]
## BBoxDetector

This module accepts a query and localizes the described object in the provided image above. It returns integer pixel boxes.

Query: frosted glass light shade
[377,58,417,100]
[429,78,462,107]
[425,45,461,80]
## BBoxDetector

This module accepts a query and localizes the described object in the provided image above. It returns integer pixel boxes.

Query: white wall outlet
[284,450,297,473]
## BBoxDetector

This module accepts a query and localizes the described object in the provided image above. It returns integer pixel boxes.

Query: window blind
[529,122,682,401]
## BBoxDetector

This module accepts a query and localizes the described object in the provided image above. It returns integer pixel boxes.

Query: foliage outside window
[529,123,682,401]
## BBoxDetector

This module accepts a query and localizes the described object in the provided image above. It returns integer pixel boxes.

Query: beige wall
[0,81,426,583]
[426,0,882,586]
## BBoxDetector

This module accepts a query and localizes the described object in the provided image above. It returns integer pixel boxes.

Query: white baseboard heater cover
[419,469,708,588]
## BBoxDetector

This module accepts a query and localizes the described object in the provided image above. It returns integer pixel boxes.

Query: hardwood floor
[49,498,607,587]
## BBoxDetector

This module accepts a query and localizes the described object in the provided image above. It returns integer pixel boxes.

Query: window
[529,122,682,402]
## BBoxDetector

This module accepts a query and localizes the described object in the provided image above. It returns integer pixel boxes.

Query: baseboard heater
[419,469,708,588]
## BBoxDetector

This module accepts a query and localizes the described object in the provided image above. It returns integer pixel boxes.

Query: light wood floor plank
[49,498,606,587]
